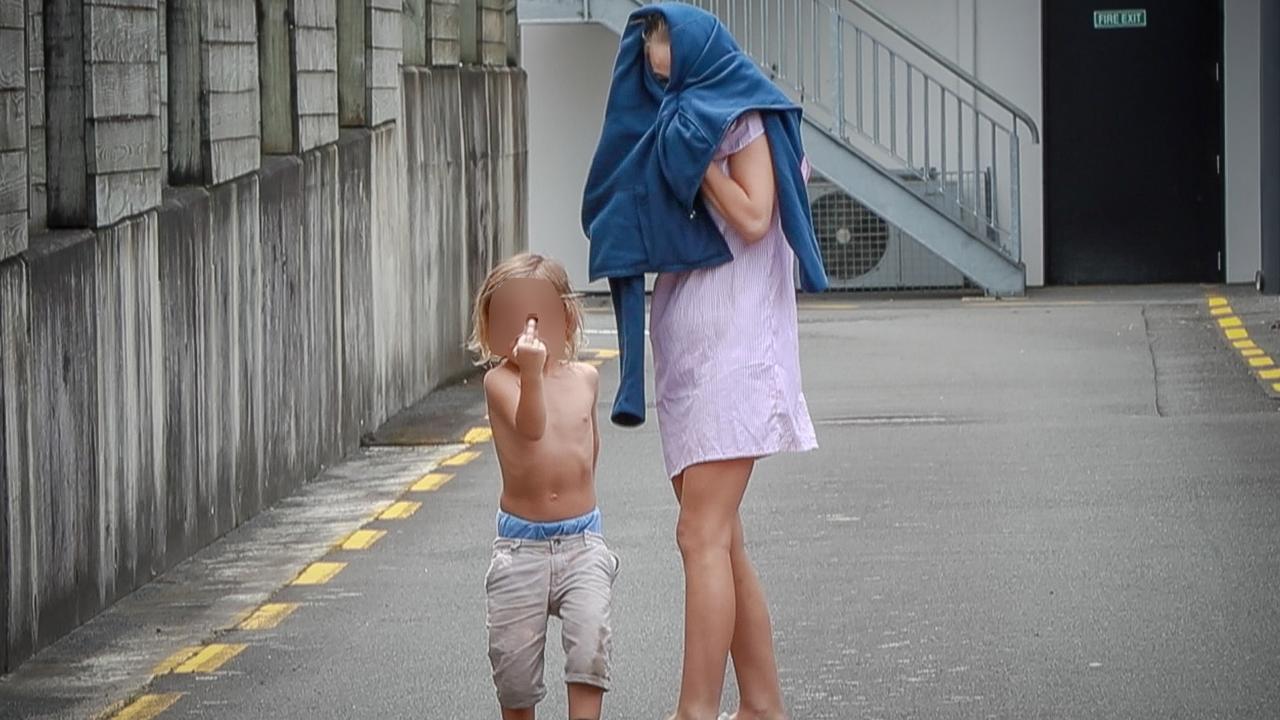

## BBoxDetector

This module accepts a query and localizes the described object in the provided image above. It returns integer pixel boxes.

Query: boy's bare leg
[567,682,604,720]
[501,706,535,720]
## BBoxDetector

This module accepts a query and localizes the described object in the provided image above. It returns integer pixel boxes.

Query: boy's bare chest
[540,377,594,429]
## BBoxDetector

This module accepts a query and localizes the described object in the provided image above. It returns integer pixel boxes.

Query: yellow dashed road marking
[442,450,481,467]
[1260,369,1280,380]
[592,349,620,360]
[341,529,387,550]
[1234,340,1258,350]
[111,693,183,720]
[152,647,201,676]
[292,561,346,586]
[1218,316,1243,328]
[1242,348,1265,358]
[464,426,493,444]
[238,603,299,630]
[379,500,422,520]
[171,643,246,674]
[1208,297,1228,307]
[1211,306,1233,316]
[1225,328,1249,340]
[587,360,604,367]
[410,473,454,492]
[1273,382,1280,392]
[1248,356,1275,368]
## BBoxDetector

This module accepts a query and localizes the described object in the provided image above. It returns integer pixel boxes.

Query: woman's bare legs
[724,517,788,720]
[671,459,751,719]
[669,460,786,720]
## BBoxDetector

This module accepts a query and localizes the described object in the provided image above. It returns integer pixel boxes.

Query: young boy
[468,253,620,720]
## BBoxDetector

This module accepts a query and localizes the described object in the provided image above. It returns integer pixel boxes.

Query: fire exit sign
[1094,9,1147,29]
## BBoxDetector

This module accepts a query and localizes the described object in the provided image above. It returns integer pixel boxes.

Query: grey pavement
[4,285,1280,720]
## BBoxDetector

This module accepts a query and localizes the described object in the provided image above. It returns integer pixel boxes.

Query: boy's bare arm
[484,367,546,441]
[514,369,546,440]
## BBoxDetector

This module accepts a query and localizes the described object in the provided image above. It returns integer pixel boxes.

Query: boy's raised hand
[514,317,547,375]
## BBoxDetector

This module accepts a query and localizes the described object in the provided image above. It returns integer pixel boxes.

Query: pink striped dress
[649,112,818,480]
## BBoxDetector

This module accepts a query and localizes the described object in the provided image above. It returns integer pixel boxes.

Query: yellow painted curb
[441,450,481,467]
[1225,328,1249,340]
[410,472,454,492]
[1211,306,1233,316]
[1234,340,1258,350]
[1248,356,1276,368]
[379,500,422,520]
[152,647,200,676]
[110,693,183,720]
[1260,369,1280,380]
[1207,297,1229,307]
[238,603,299,630]
[1242,348,1265,358]
[171,643,246,674]
[464,426,493,444]
[341,529,387,550]
[1218,316,1243,328]
[292,561,346,586]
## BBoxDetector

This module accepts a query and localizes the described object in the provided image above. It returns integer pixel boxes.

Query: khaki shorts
[484,531,620,709]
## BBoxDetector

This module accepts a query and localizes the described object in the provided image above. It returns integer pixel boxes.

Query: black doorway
[1043,1,1224,284]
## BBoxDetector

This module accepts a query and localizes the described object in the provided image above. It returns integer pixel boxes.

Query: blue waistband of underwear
[496,506,602,540]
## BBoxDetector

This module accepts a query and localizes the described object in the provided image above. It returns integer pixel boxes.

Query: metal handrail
[666,0,1033,264]
[843,0,1039,143]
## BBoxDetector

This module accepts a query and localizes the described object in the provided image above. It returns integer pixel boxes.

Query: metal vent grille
[811,191,889,280]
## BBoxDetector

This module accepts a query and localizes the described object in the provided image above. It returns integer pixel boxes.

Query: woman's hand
[699,134,776,243]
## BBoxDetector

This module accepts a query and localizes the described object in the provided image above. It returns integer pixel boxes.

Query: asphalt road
[10,286,1280,720]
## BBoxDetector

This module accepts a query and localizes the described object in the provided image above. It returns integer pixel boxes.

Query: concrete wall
[1,0,524,671]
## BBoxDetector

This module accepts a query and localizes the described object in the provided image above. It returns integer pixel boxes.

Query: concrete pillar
[43,0,162,229]
[24,0,45,231]
[0,257,32,674]
[168,0,261,184]
[504,0,519,67]
[338,0,403,126]
[1263,0,1280,294]
[259,0,339,154]
[477,0,505,66]
[459,0,477,64]
[1,0,28,257]
[402,0,427,66]
[427,0,461,66]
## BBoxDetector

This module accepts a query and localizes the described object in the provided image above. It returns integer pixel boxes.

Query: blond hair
[468,253,584,365]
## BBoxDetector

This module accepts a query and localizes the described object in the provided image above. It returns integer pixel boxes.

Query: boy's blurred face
[487,277,568,364]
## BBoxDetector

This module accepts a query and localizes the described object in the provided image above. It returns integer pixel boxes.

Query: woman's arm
[700,134,776,244]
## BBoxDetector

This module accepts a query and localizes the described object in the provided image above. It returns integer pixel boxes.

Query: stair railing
[663,0,1039,264]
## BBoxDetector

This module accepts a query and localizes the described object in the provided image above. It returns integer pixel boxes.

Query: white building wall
[523,23,617,291]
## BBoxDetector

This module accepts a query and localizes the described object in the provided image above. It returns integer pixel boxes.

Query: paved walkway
[4,286,1280,719]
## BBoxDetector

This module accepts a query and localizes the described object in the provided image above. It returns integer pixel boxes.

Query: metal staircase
[521,0,1039,295]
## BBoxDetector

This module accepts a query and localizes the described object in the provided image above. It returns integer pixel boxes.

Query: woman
[582,7,827,719]
[644,13,818,720]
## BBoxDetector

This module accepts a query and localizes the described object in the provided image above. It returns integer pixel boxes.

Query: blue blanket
[582,3,828,427]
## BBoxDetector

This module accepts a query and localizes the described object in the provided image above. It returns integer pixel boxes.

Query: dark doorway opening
[1043,0,1224,284]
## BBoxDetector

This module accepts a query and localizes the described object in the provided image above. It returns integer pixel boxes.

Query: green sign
[1094,9,1147,29]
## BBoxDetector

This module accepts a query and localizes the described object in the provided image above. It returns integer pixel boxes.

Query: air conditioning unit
[808,176,967,291]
